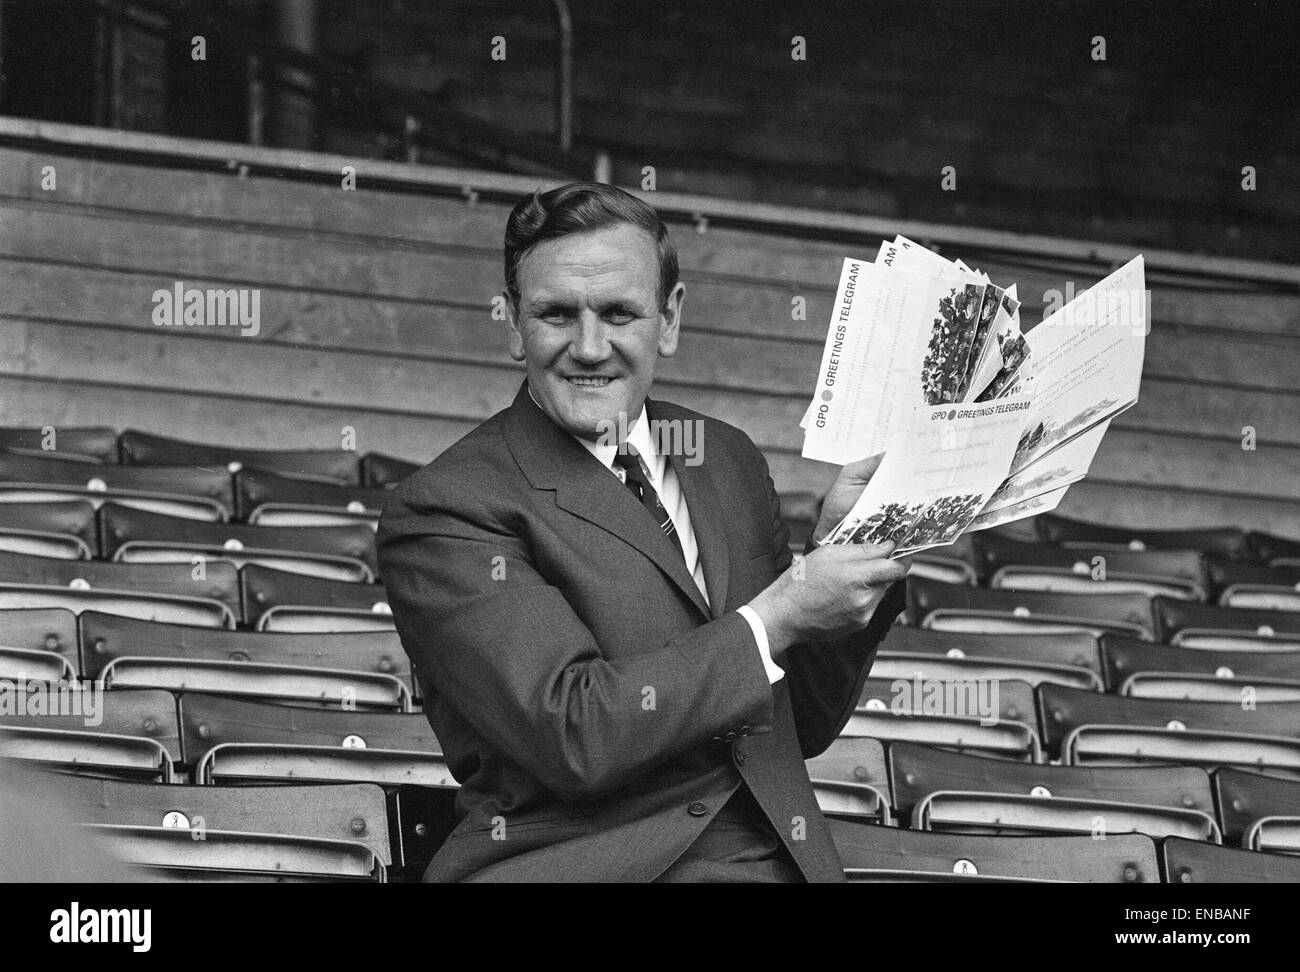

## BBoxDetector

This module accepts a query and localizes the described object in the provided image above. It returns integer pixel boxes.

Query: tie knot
[612,445,649,482]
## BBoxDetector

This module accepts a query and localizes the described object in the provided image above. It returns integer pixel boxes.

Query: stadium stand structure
[0,121,1297,882]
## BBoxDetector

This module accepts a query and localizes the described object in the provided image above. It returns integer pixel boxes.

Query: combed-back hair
[504,182,679,309]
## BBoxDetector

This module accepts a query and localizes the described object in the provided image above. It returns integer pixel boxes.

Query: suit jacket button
[739,725,751,736]
[687,801,708,817]
[724,731,736,742]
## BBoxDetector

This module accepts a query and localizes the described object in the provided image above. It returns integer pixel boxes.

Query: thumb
[839,452,885,484]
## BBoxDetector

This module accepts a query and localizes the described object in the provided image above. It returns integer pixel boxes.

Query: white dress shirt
[540,394,785,684]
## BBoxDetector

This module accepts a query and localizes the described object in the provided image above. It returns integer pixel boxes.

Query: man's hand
[812,453,885,543]
[747,541,911,657]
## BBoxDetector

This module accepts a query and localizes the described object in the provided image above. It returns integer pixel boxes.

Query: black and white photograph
[0,0,1296,946]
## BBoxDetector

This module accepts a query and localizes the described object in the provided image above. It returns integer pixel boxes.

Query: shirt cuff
[736,605,785,684]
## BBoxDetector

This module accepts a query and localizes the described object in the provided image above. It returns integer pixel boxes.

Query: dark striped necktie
[613,445,685,559]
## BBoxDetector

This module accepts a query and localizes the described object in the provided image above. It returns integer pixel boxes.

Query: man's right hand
[746,542,910,657]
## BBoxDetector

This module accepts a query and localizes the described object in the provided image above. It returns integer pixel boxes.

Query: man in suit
[377,182,909,882]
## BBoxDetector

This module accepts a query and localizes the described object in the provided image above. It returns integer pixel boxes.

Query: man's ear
[505,293,526,361]
[657,281,686,358]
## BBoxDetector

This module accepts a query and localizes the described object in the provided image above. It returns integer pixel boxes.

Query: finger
[849,557,910,587]
[839,452,885,483]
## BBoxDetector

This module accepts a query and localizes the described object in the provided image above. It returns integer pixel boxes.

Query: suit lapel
[502,383,711,620]
[657,404,731,619]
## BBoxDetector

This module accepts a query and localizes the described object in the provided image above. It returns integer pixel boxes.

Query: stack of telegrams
[800,236,1147,555]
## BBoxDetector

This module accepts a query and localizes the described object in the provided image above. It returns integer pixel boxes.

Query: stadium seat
[0,687,181,780]
[0,450,232,520]
[1161,835,1300,882]
[844,678,1040,761]
[359,452,420,489]
[0,500,98,559]
[101,659,410,711]
[119,429,360,485]
[0,607,79,670]
[907,534,980,586]
[0,646,74,682]
[99,503,378,582]
[79,611,412,689]
[1152,596,1300,650]
[1040,683,1300,771]
[241,564,393,632]
[1036,514,1254,562]
[86,823,385,882]
[1213,767,1300,845]
[0,551,240,627]
[1101,635,1300,695]
[235,468,389,527]
[874,626,1101,690]
[889,741,1216,838]
[829,817,1159,882]
[803,737,892,824]
[0,426,119,463]
[386,784,460,880]
[1241,816,1300,854]
[1207,558,1300,611]
[1247,531,1300,569]
[974,533,1207,600]
[906,576,1156,639]
[179,693,451,786]
[881,624,1102,673]
[38,772,392,865]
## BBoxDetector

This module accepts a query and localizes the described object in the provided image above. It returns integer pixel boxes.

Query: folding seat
[79,611,413,691]
[1161,835,1300,882]
[0,551,240,627]
[1213,767,1300,846]
[119,429,360,485]
[1207,558,1300,611]
[387,784,460,881]
[889,741,1218,842]
[39,772,393,867]
[1100,635,1300,701]
[1036,513,1253,562]
[0,645,74,682]
[359,452,420,489]
[0,687,180,781]
[1247,531,1300,569]
[88,824,385,882]
[907,576,1156,639]
[875,625,1102,690]
[1152,596,1300,650]
[0,607,79,671]
[844,677,1041,761]
[829,817,1159,882]
[180,693,452,787]
[975,533,1207,600]
[907,534,980,586]
[0,500,98,559]
[0,426,118,463]
[100,503,378,582]
[804,737,892,824]
[235,468,389,527]
[1039,683,1300,772]
[241,563,393,632]
[0,450,232,521]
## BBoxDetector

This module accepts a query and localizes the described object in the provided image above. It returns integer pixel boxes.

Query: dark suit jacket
[377,382,904,882]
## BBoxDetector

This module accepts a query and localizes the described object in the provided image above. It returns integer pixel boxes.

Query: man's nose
[568,313,611,364]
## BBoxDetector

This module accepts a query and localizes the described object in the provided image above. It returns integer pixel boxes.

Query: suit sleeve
[752,446,907,760]
[376,473,776,804]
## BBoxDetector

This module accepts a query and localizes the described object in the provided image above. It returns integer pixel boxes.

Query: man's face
[507,223,684,440]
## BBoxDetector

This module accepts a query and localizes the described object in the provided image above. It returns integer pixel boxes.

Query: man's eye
[539,311,569,324]
[606,309,636,324]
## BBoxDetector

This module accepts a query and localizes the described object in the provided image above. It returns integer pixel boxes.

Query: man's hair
[503,182,679,310]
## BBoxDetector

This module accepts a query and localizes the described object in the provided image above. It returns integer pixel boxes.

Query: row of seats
[912,528,1300,610]
[0,552,391,631]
